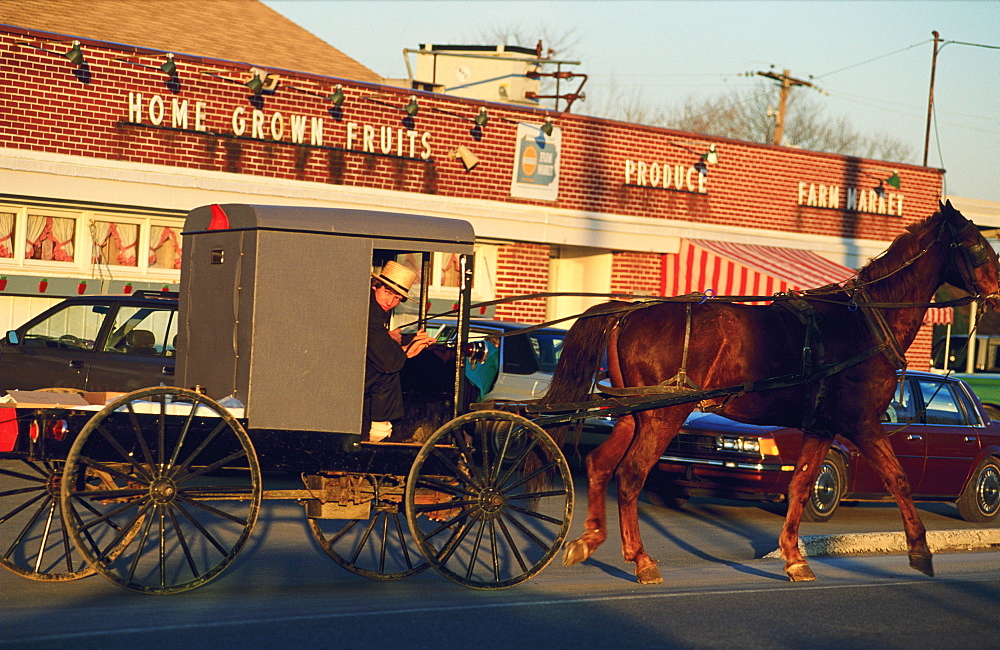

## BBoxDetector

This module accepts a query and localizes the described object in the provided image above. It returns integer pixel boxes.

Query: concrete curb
[764,528,1000,559]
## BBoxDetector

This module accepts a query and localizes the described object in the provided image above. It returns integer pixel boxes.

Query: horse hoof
[785,561,817,582]
[562,538,591,567]
[910,553,934,577]
[636,564,663,584]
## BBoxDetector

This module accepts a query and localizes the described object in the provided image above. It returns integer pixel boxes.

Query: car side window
[918,379,968,425]
[20,303,104,351]
[502,333,539,375]
[527,332,563,373]
[882,380,915,423]
[103,306,178,356]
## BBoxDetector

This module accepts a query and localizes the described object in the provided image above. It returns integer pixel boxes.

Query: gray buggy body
[178,204,475,440]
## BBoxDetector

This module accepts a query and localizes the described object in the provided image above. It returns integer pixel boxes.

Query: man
[365,260,434,441]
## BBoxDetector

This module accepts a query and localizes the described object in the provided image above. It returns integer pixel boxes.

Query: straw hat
[372,260,416,301]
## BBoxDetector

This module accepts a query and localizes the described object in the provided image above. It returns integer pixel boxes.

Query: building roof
[0,0,380,84]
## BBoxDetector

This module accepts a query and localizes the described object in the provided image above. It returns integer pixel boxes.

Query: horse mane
[851,207,947,303]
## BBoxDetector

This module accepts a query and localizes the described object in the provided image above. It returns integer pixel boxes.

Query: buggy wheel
[0,457,132,581]
[405,411,573,589]
[60,387,261,594]
[307,474,430,580]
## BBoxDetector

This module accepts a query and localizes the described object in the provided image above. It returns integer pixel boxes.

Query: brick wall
[493,242,549,323]
[611,251,662,295]
[3,26,944,246]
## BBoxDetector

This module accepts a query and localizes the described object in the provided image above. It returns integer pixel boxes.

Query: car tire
[956,457,1000,523]
[643,474,689,509]
[801,451,846,522]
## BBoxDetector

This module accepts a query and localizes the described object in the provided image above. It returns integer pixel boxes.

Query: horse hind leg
[779,433,834,582]
[851,432,933,577]
[614,408,692,585]
[562,414,636,568]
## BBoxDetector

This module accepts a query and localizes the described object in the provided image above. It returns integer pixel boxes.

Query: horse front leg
[562,414,636,567]
[779,432,834,581]
[851,432,933,577]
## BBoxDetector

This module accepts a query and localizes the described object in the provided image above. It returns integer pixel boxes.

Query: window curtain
[50,216,75,261]
[0,212,14,258]
[25,215,47,259]
[112,223,138,265]
[149,226,182,269]
[91,220,112,264]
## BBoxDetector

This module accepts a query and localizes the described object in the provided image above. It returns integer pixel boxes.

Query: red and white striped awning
[662,239,857,299]
[923,306,954,325]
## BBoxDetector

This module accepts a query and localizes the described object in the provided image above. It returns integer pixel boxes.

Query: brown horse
[543,202,1000,584]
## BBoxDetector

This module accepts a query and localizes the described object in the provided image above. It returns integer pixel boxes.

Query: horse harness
[596,216,997,430]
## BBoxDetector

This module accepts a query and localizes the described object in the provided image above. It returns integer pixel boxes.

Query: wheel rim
[60,387,261,594]
[976,465,1000,516]
[405,411,573,589]
[0,458,99,581]
[810,462,840,514]
[307,474,429,580]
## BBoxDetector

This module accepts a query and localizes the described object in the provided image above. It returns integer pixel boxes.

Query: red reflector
[208,204,230,230]
[47,420,69,442]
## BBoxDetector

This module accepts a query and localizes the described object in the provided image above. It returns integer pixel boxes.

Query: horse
[541,201,1000,584]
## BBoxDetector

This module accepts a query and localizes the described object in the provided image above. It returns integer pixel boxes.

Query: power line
[817,39,931,78]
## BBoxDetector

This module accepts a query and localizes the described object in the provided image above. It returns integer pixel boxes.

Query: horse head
[939,200,1000,311]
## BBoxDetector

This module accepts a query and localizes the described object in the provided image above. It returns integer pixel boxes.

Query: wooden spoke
[61,387,260,594]
[405,411,573,589]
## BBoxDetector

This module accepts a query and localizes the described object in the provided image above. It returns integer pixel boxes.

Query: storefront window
[149,225,182,269]
[0,211,14,258]
[25,214,76,262]
[91,220,139,266]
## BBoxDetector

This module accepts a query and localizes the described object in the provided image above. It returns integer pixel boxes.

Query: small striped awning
[663,239,857,299]
[923,306,954,325]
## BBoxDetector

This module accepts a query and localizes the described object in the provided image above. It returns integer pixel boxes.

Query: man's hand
[403,329,434,358]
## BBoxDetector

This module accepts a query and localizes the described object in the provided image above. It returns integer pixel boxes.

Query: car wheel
[802,451,846,522]
[956,457,1000,523]
[643,474,689,509]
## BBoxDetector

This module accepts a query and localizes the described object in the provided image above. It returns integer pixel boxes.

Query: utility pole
[753,68,818,145]
[923,31,941,166]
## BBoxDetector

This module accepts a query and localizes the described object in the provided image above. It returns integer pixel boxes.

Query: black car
[0,291,178,394]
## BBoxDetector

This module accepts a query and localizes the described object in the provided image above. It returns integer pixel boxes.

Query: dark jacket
[364,292,406,423]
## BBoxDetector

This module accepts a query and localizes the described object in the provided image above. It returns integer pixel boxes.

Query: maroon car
[645,370,1000,523]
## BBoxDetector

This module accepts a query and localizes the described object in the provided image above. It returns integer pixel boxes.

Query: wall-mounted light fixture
[404,96,419,116]
[160,53,177,76]
[328,84,345,106]
[64,40,85,66]
[859,170,901,198]
[669,141,720,175]
[474,107,489,128]
[540,118,554,136]
[246,67,280,95]
[452,145,480,171]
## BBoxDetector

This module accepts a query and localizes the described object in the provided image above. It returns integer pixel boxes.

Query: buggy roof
[184,204,475,253]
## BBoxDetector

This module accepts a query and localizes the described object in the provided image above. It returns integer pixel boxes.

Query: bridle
[940,219,1000,307]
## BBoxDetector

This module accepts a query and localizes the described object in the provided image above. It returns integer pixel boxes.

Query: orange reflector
[758,438,781,457]
[208,204,230,230]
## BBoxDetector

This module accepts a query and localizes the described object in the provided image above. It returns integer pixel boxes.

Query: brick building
[0,1,961,367]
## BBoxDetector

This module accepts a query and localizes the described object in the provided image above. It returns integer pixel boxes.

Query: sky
[263,1,1000,203]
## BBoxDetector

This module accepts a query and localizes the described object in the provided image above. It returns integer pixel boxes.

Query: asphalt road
[3,476,999,648]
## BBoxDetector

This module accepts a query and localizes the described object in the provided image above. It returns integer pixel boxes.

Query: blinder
[942,219,998,302]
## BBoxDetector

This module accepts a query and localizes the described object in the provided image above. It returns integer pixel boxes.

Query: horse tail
[539,301,626,447]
